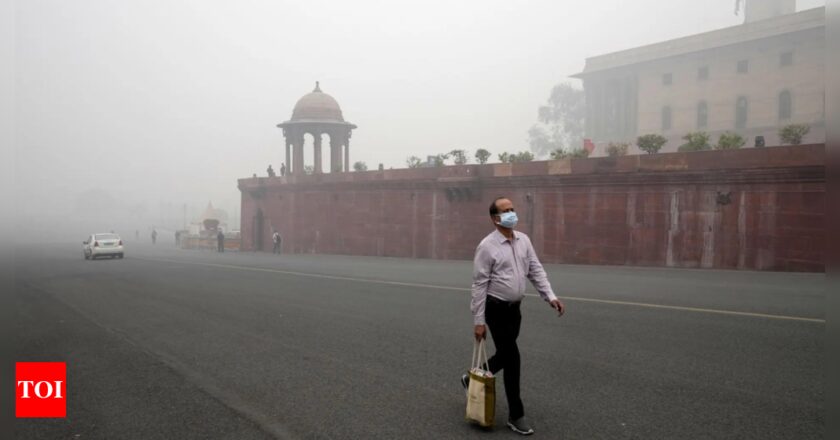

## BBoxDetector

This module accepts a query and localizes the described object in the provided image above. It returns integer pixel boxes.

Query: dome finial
[314,81,321,92]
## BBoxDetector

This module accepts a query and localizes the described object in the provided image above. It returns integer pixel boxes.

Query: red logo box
[16,362,66,418]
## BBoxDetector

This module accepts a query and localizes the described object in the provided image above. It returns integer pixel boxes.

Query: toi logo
[16,362,66,418]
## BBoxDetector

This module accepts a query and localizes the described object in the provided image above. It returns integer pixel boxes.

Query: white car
[83,233,125,260]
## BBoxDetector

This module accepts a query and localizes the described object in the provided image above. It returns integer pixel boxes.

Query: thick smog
[4,1,833,439]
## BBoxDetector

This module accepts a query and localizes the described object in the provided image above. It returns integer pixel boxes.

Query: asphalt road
[13,241,825,439]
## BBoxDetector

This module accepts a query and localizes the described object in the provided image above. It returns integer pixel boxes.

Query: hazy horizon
[13,0,825,236]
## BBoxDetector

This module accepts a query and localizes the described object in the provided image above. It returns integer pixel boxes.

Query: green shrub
[568,148,590,158]
[549,149,567,160]
[637,134,668,154]
[550,148,589,159]
[499,151,536,163]
[716,132,746,150]
[778,124,810,145]
[678,132,711,152]
[511,151,534,162]
[606,142,629,157]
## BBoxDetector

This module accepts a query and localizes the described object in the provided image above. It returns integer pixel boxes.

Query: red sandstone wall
[239,145,825,272]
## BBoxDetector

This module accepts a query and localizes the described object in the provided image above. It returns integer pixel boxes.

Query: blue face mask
[497,211,518,229]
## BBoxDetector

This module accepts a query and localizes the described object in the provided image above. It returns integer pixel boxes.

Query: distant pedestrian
[217,230,225,252]
[267,164,276,177]
[175,230,181,246]
[280,163,286,177]
[463,196,565,436]
[151,228,157,245]
[135,230,139,240]
[272,231,282,254]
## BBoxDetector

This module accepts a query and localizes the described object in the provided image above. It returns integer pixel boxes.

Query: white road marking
[135,257,825,324]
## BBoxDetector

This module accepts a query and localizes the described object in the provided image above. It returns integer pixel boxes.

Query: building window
[779,90,792,120]
[737,59,749,74]
[736,96,748,129]
[662,106,672,131]
[780,51,793,67]
[697,101,708,129]
[662,73,672,85]
[698,66,709,80]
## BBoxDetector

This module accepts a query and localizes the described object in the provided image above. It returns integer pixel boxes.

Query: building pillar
[285,140,291,175]
[330,135,342,172]
[618,78,626,138]
[313,133,323,174]
[344,138,350,173]
[584,80,594,142]
[598,80,607,141]
[293,134,304,175]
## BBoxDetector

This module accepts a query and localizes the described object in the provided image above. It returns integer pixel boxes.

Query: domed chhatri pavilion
[277,82,357,175]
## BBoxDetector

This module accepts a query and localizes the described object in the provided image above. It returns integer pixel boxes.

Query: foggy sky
[13,0,825,233]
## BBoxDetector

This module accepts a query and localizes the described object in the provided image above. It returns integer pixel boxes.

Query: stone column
[293,132,304,175]
[285,140,291,175]
[313,133,323,174]
[599,80,607,140]
[330,135,342,172]
[344,138,350,173]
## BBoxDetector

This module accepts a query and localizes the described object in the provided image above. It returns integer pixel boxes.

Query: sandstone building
[572,1,825,154]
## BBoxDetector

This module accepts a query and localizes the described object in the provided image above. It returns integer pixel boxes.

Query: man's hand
[474,324,486,341]
[550,299,565,317]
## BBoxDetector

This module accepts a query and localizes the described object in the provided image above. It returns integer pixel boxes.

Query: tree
[406,156,422,168]
[475,148,491,164]
[497,152,511,163]
[449,149,469,165]
[606,142,629,157]
[353,161,368,172]
[779,124,810,145]
[430,153,449,167]
[678,132,711,152]
[637,134,668,154]
[528,82,585,158]
[716,132,746,150]
[303,165,314,175]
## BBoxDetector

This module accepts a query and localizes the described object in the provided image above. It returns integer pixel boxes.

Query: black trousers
[485,295,524,420]
[218,241,224,252]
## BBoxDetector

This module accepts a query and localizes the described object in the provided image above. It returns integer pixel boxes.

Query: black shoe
[460,373,469,389]
[507,417,534,435]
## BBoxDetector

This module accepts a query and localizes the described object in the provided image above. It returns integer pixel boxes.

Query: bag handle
[471,339,490,372]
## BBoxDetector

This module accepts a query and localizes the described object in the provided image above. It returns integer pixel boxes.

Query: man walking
[217,229,225,253]
[463,196,565,435]
[272,231,282,254]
